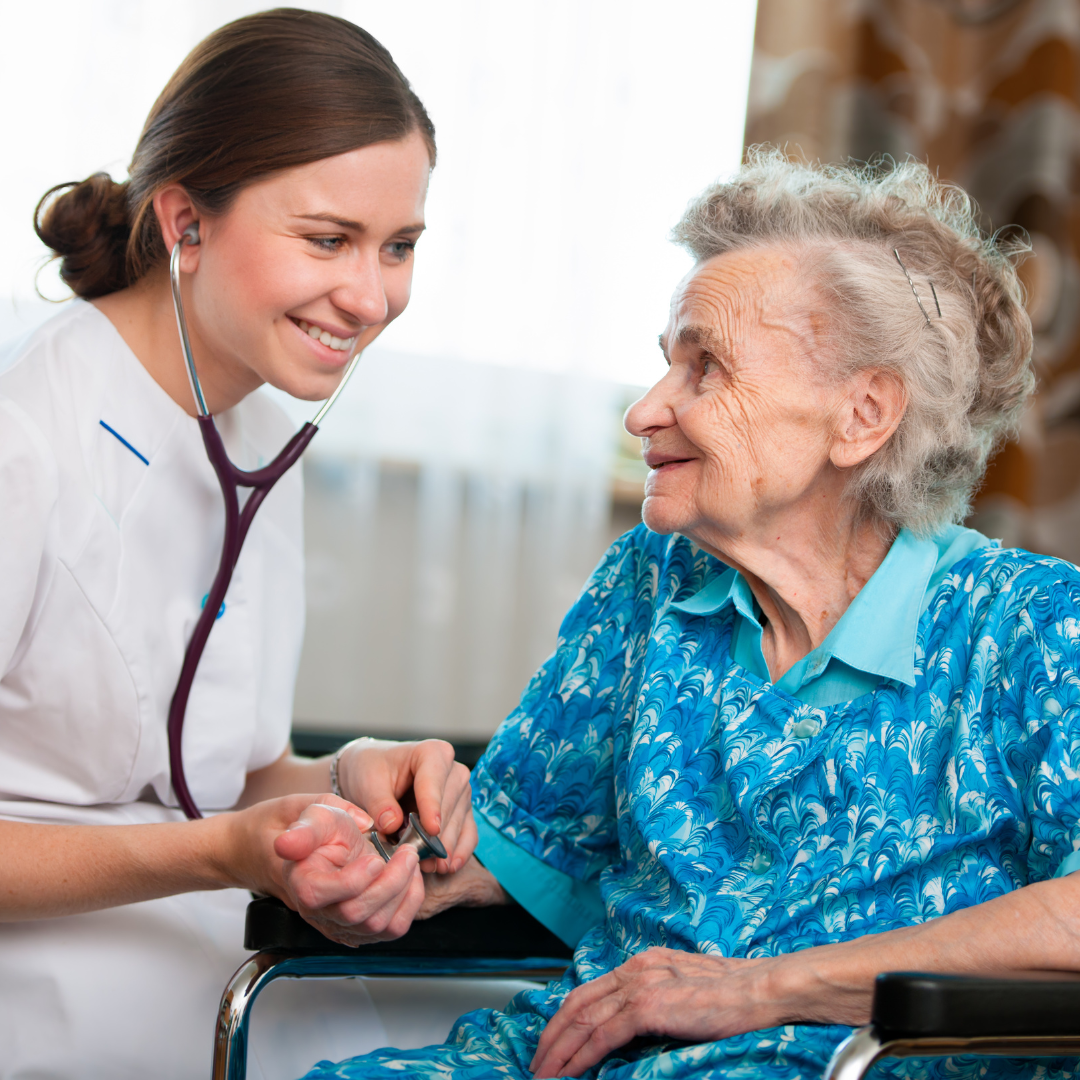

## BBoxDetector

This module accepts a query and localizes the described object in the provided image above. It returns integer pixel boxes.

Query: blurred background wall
[746,0,1080,563]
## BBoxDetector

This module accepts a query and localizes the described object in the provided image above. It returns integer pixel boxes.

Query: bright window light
[0,0,757,388]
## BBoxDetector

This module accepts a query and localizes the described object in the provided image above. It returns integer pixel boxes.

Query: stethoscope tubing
[166,416,317,819]
[167,229,359,819]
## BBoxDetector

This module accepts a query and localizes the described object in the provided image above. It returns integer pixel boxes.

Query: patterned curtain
[745,0,1080,561]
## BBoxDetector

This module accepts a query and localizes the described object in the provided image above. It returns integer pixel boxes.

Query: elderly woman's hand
[414,855,510,920]
[530,947,780,1079]
[270,795,425,945]
[336,738,476,875]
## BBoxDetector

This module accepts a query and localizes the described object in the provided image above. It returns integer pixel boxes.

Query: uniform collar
[671,528,941,688]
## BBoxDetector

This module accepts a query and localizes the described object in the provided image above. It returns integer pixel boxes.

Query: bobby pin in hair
[894,249,934,327]
[929,281,942,317]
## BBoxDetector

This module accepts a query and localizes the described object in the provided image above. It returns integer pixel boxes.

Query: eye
[307,235,346,253]
[702,357,721,376]
[384,240,416,262]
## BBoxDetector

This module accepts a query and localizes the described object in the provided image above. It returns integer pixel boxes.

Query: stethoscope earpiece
[182,222,201,246]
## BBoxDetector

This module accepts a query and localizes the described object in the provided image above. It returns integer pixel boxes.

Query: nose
[333,251,390,329]
[624,375,677,438]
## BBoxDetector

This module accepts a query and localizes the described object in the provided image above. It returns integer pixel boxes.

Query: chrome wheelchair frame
[825,971,1080,1080]
[213,896,573,1080]
[215,903,1080,1080]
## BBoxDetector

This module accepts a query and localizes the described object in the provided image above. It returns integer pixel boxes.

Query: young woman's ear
[153,187,202,272]
[830,369,906,470]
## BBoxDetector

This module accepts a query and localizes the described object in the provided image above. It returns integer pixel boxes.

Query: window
[1,0,757,741]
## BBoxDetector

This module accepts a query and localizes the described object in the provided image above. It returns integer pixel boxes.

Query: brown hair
[35,8,436,299]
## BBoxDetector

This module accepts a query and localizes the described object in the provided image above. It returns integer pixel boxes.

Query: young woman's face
[186,131,431,403]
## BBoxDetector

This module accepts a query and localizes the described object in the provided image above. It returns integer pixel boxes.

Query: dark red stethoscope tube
[166,416,317,819]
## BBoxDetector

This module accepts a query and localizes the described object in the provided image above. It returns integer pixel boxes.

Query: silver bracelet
[329,737,377,801]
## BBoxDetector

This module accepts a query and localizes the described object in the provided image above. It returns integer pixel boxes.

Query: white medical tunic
[0,302,544,1079]
[0,301,322,1079]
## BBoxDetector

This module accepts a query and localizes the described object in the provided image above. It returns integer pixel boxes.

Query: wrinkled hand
[530,947,773,1078]
[415,856,509,921]
[269,795,424,945]
[337,738,475,874]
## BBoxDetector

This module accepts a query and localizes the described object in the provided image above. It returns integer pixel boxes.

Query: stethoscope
[167,225,446,865]
[166,223,359,819]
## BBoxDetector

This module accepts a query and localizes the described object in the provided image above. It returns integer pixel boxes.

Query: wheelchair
[215,898,1080,1080]
[212,895,573,1080]
[824,970,1080,1079]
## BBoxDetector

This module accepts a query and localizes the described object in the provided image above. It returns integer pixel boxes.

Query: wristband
[329,736,377,801]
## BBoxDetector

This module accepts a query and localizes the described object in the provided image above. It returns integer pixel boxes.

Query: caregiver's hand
[530,947,774,1079]
[219,793,424,946]
[335,738,476,874]
[271,796,425,945]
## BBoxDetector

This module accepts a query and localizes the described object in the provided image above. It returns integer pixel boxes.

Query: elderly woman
[301,152,1080,1080]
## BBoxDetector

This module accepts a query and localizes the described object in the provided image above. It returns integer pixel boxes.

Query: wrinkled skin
[260,738,478,944]
[527,247,913,1075]
[415,855,509,920]
[628,249,847,548]
[270,796,425,945]
[529,870,1080,1078]
[531,949,773,1079]
[625,247,905,677]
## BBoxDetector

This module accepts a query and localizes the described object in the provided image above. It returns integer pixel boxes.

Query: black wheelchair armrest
[872,971,1080,1041]
[244,894,574,960]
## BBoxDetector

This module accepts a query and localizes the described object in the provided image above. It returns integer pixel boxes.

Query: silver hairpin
[894,249,934,327]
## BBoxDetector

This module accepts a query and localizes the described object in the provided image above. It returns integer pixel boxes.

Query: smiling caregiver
[0,11,477,1078]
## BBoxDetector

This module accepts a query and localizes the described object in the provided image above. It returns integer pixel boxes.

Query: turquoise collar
[671,526,990,694]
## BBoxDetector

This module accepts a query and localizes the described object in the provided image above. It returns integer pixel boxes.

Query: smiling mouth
[649,458,694,470]
[292,318,357,353]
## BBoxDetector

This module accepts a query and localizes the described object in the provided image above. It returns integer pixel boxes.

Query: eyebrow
[676,324,725,353]
[295,212,425,235]
[659,324,728,359]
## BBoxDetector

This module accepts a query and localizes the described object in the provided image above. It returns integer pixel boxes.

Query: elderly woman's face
[626,248,847,548]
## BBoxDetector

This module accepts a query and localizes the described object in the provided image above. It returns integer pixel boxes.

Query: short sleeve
[0,397,58,677]
[996,566,1080,882]
[472,528,650,883]
[474,817,604,946]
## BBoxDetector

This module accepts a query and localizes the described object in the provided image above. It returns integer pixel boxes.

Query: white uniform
[0,302,538,1079]
[0,300,363,1080]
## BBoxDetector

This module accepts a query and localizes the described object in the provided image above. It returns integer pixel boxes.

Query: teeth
[297,319,355,352]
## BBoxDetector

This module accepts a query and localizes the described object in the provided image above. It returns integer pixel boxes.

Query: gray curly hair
[672,147,1035,537]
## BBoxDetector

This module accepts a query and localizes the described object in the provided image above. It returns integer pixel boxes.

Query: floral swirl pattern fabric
[303,525,1080,1080]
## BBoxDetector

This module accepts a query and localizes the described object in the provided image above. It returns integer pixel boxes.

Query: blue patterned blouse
[305,525,1080,1080]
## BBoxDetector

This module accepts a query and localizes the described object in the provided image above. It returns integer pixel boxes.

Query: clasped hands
[234,738,481,946]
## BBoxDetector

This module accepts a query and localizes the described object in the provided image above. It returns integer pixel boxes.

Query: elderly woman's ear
[829,369,906,471]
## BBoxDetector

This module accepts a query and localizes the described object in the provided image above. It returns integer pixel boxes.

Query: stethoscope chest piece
[369,812,448,863]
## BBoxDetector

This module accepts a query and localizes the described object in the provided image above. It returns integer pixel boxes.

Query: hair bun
[35,174,132,299]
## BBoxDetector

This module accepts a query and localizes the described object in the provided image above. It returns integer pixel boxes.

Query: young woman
[0,10,475,1078]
